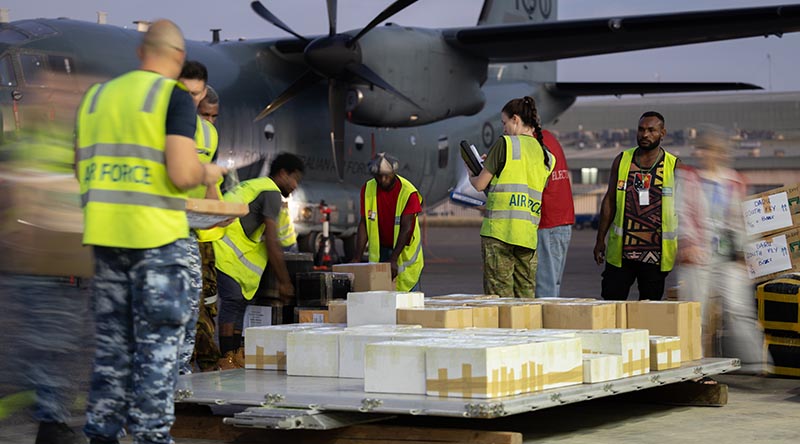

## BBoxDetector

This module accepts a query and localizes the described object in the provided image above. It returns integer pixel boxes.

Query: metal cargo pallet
[176,357,739,428]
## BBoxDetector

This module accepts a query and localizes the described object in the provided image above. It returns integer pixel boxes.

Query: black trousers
[601,259,669,301]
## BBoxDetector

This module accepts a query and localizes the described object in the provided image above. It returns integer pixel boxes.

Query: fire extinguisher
[314,200,338,269]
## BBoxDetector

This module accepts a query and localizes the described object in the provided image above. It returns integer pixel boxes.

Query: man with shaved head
[76,19,225,444]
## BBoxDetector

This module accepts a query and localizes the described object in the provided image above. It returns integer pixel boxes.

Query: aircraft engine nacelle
[346,26,488,127]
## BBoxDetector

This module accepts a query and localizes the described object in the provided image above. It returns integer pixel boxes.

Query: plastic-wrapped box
[295,272,354,307]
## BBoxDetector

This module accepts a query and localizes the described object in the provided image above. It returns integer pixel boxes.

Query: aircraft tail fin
[478,0,557,26]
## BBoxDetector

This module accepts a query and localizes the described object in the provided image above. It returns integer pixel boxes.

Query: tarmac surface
[1,226,798,443]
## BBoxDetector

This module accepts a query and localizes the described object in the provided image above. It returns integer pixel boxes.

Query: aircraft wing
[443,4,800,63]
[548,82,761,97]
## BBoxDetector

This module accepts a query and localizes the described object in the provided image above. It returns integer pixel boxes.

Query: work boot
[34,421,80,444]
[217,348,245,370]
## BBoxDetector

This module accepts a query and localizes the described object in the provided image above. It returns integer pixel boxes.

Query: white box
[517,337,584,391]
[649,335,682,370]
[244,324,329,370]
[516,329,579,338]
[364,338,455,395]
[346,291,425,327]
[575,329,650,377]
[286,329,345,377]
[582,353,624,383]
[338,331,409,379]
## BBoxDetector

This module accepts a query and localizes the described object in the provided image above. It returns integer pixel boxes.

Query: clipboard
[460,140,483,176]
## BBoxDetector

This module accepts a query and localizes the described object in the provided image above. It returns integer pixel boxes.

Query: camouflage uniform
[481,236,537,298]
[84,239,192,444]
[193,241,221,371]
[0,274,90,424]
[178,232,202,375]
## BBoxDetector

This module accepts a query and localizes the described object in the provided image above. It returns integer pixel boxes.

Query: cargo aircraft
[1,0,799,256]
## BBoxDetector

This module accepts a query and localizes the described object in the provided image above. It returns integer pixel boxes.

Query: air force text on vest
[83,163,152,185]
[508,193,541,214]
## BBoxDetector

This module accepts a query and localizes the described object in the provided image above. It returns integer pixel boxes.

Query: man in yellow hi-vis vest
[351,153,424,291]
[594,111,679,301]
[76,21,225,444]
[213,153,304,367]
[469,96,555,298]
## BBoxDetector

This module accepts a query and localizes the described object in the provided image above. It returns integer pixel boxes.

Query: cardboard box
[286,329,345,377]
[397,307,474,328]
[627,301,702,361]
[473,301,542,329]
[186,198,248,229]
[470,305,499,328]
[346,291,424,327]
[582,354,624,383]
[365,338,456,395]
[339,331,399,378]
[575,329,650,377]
[742,184,800,237]
[649,336,682,370]
[745,228,800,283]
[542,303,616,330]
[295,272,354,307]
[332,263,393,291]
[429,294,499,300]
[593,301,629,328]
[244,324,329,370]
[327,299,347,323]
[297,308,329,324]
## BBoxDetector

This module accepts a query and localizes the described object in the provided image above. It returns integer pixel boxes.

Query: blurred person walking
[676,125,766,372]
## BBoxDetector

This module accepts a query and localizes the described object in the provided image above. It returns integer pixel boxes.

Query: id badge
[639,189,650,206]
[368,210,377,221]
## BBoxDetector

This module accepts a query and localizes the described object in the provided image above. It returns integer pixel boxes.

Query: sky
[3,0,799,92]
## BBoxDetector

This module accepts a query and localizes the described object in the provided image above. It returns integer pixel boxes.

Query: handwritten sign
[243,305,272,329]
[745,234,793,279]
[742,191,793,236]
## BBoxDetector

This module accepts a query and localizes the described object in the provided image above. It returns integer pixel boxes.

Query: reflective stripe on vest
[607,147,678,272]
[212,177,280,300]
[480,135,554,250]
[76,70,189,249]
[364,175,424,291]
[188,117,219,199]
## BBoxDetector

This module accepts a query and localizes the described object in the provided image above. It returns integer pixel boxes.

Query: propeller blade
[345,63,419,108]
[350,0,418,44]
[326,0,337,36]
[329,79,346,181]
[250,1,309,43]
[253,70,323,121]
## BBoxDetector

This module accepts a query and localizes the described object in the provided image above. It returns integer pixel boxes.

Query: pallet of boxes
[243,269,702,399]
[743,184,800,377]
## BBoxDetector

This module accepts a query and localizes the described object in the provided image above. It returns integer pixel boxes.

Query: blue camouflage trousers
[178,232,202,375]
[84,239,193,444]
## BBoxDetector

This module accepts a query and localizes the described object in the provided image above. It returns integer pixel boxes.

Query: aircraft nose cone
[304,34,361,78]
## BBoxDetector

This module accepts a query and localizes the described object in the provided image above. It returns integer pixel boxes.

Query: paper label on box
[243,305,272,329]
[745,235,793,279]
[742,192,793,236]
[312,313,326,323]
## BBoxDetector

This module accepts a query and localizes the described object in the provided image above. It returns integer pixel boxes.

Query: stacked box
[543,303,616,330]
[327,299,347,323]
[765,333,800,377]
[744,228,800,283]
[593,301,629,328]
[332,263,393,291]
[575,329,650,377]
[742,184,800,238]
[474,300,543,329]
[365,338,457,394]
[628,301,702,361]
[470,306,499,328]
[757,274,800,334]
[649,336,682,370]
[295,272,354,307]
[346,291,424,326]
[429,294,499,300]
[582,354,624,383]
[397,307,474,328]
[520,337,584,391]
[295,308,328,323]
[339,330,401,378]
[286,329,346,377]
[244,324,330,370]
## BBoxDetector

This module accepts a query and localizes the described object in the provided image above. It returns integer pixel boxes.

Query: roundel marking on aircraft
[482,121,494,148]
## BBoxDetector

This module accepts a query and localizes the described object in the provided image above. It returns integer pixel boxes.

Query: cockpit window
[0,28,27,43]
[20,54,46,86]
[47,55,73,75]
[12,20,57,38]
[0,56,16,87]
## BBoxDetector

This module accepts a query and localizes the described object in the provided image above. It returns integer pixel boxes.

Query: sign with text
[742,192,793,236]
[745,234,793,279]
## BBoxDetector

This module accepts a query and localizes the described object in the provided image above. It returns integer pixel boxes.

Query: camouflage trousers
[84,239,193,444]
[178,233,202,375]
[193,241,221,371]
[481,235,537,298]
[0,274,90,423]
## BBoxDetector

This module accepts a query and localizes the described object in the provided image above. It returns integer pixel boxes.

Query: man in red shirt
[351,153,424,291]
[536,130,575,297]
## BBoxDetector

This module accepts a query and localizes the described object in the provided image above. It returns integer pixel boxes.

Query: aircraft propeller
[250,0,419,181]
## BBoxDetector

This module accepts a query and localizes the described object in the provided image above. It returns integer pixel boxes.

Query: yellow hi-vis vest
[364,175,424,291]
[212,177,280,300]
[480,135,555,250]
[76,70,189,249]
[277,204,297,248]
[607,147,678,272]
[188,116,219,199]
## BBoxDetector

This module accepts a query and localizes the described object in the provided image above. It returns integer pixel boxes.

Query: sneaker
[35,421,81,444]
